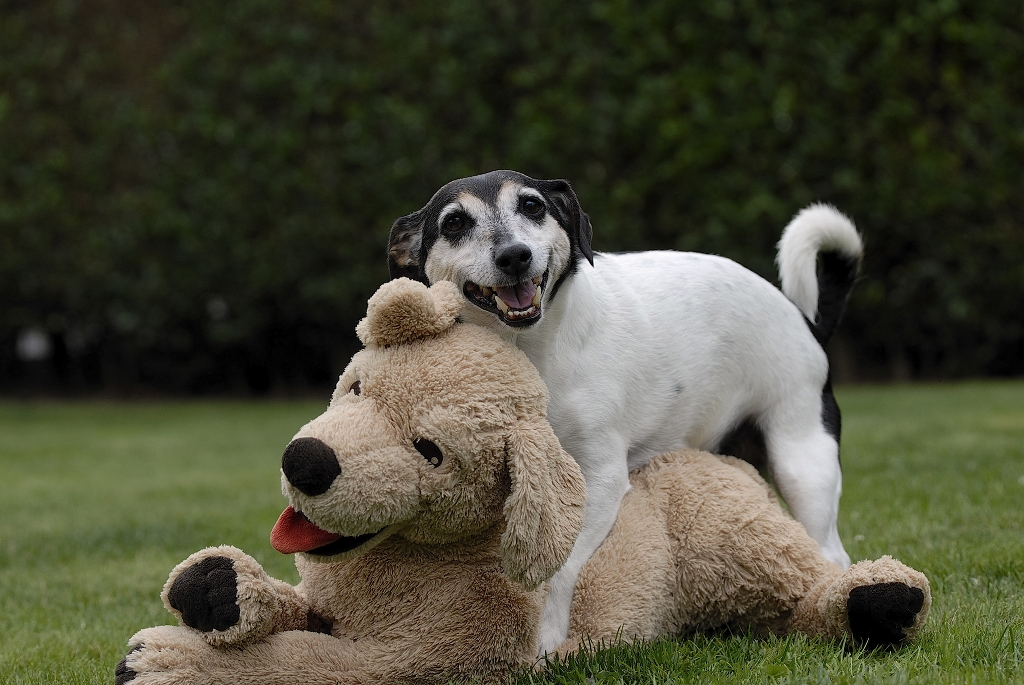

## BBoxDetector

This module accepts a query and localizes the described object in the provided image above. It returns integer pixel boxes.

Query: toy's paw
[114,644,142,684]
[162,546,283,647]
[834,555,931,648]
[847,582,925,648]
[116,626,212,685]
[167,555,240,633]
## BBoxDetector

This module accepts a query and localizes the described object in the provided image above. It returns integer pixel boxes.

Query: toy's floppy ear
[357,278,463,347]
[501,418,587,590]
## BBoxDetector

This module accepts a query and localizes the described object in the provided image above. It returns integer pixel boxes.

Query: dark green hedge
[2,0,1022,393]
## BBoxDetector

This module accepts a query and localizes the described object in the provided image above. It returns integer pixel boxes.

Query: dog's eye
[413,438,444,468]
[442,214,465,234]
[349,381,360,396]
[520,198,544,216]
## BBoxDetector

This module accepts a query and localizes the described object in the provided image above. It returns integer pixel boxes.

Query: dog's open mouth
[270,506,401,561]
[463,271,547,327]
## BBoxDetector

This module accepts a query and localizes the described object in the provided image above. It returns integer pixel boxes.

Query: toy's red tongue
[270,506,341,554]
[495,280,536,309]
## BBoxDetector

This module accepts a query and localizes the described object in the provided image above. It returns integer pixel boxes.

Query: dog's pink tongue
[495,280,537,309]
[270,506,341,554]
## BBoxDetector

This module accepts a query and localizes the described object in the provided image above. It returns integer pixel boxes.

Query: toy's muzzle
[281,437,341,496]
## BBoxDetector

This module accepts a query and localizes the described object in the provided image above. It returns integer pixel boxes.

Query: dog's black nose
[494,242,533,279]
[281,437,341,496]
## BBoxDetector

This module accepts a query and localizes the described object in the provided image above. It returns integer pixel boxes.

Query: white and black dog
[387,170,862,653]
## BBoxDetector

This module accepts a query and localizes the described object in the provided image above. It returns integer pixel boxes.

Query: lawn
[1,382,1022,684]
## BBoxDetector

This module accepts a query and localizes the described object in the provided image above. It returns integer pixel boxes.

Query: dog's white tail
[776,204,863,343]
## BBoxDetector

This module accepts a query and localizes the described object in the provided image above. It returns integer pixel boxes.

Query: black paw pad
[847,582,925,648]
[167,555,241,632]
[114,644,142,684]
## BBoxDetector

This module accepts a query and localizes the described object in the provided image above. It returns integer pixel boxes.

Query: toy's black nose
[281,437,341,496]
[494,242,533,279]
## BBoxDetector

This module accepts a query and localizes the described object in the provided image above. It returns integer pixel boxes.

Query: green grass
[1,382,1022,684]
[0,401,320,684]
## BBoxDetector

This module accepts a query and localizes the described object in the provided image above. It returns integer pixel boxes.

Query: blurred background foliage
[1,0,1022,394]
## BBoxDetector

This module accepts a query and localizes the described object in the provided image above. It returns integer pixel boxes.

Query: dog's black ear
[576,208,595,265]
[387,210,426,282]
[538,179,594,265]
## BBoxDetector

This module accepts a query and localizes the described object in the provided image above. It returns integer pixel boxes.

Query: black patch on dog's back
[799,248,858,458]
[821,375,841,444]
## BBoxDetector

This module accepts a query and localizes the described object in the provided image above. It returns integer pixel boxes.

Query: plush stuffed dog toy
[117,279,930,685]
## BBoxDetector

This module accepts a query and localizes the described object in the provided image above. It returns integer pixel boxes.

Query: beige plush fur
[119,279,930,685]
[559,452,930,655]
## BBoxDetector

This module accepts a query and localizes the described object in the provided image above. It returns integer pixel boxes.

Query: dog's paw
[166,555,240,633]
[536,579,574,657]
[535,613,572,658]
[536,627,564,657]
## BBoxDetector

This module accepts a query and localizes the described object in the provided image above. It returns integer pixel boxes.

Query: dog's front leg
[536,450,630,656]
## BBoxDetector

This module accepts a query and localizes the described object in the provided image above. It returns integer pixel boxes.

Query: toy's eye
[520,197,544,217]
[442,214,465,234]
[413,438,443,467]
[349,381,360,396]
